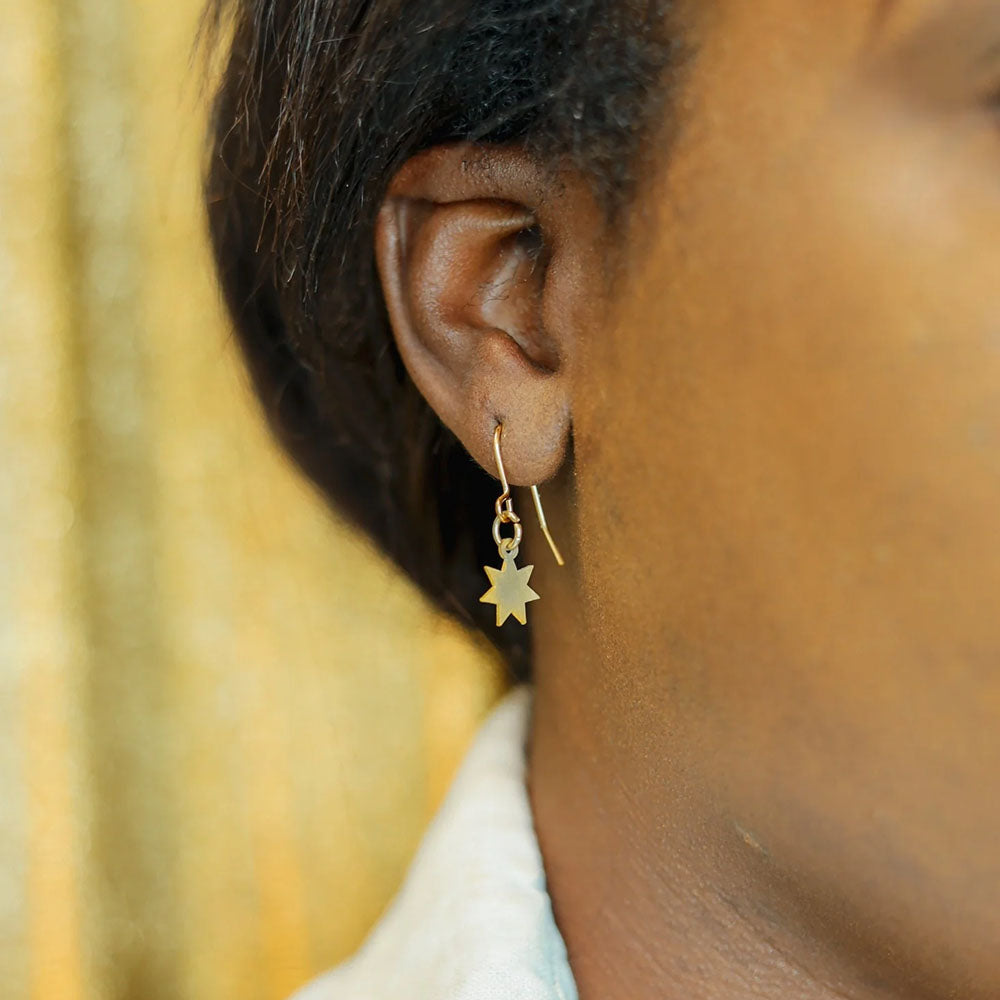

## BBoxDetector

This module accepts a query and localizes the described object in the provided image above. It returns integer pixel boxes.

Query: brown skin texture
[375,1,1000,997]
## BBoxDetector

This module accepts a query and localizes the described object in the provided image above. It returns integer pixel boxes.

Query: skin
[374,0,1000,997]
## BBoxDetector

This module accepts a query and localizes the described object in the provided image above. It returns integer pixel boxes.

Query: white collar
[291,686,578,1000]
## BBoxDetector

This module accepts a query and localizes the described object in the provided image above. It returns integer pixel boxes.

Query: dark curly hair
[204,0,683,676]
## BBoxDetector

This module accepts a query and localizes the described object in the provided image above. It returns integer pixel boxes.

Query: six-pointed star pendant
[480,550,540,626]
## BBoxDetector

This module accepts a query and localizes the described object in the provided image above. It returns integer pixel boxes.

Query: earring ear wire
[529,485,565,567]
[479,422,564,628]
[490,424,564,567]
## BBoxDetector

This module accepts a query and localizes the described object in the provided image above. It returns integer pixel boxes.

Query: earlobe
[374,142,597,486]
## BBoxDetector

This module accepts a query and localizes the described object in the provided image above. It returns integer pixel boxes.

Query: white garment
[291,686,578,1000]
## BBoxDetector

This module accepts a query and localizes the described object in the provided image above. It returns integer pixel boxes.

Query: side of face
[372,0,1000,990]
[572,0,1000,989]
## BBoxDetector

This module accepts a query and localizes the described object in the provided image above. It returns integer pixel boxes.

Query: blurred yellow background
[0,1,505,998]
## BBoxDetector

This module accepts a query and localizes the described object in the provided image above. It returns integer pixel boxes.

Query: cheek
[576,78,1000,676]
[569,69,1000,942]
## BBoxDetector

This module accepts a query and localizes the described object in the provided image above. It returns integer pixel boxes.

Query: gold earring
[479,423,564,627]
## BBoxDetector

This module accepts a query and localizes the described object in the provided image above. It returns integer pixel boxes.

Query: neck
[527,602,930,1000]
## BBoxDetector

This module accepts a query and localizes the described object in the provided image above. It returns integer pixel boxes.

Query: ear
[374,141,606,484]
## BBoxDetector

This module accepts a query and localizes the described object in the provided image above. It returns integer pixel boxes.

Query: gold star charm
[480,548,540,626]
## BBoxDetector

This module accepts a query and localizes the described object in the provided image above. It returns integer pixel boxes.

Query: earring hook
[492,423,565,567]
